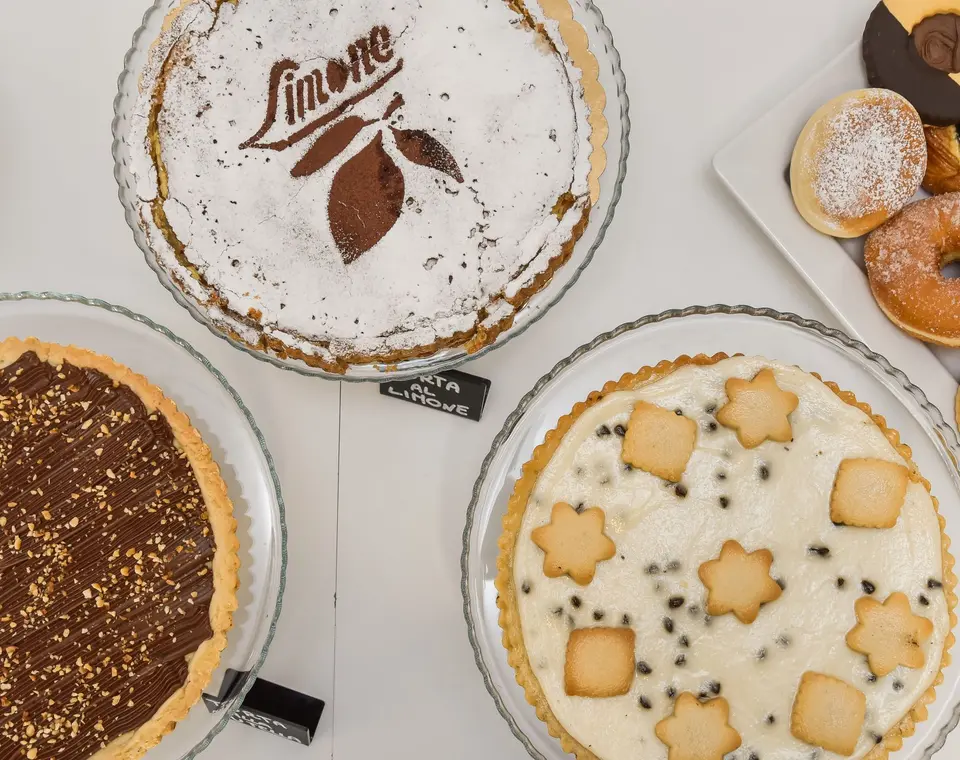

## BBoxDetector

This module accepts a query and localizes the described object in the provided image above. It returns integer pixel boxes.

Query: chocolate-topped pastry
[0,339,238,760]
[864,0,960,125]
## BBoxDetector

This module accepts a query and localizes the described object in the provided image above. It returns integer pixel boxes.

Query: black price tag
[202,670,325,746]
[380,369,491,421]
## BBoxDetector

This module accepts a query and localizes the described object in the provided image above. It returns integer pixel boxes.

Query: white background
[1,0,956,758]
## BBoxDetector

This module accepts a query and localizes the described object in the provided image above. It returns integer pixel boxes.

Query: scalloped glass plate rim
[111,0,631,382]
[0,290,288,760]
[460,304,960,760]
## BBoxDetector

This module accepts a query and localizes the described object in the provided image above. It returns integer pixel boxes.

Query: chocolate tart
[0,339,239,760]
[496,355,957,760]
[128,0,607,373]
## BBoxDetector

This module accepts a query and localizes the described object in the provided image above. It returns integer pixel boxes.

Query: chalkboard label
[202,670,325,745]
[380,370,491,421]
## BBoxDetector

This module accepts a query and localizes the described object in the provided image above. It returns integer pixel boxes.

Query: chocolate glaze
[864,2,960,126]
[0,352,215,760]
[914,14,960,73]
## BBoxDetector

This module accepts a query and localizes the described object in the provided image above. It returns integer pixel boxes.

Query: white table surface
[1,0,956,758]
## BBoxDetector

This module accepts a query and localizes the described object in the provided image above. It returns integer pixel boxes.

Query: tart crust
[0,337,240,760]
[139,0,607,373]
[495,353,958,760]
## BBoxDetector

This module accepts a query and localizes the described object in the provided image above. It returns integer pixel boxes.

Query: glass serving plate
[111,0,630,382]
[0,292,287,760]
[461,306,960,760]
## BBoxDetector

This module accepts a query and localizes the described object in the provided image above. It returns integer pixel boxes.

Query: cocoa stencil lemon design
[291,97,464,264]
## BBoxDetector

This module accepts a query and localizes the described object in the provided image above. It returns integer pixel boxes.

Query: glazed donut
[791,89,926,238]
[864,193,960,346]
[923,124,960,194]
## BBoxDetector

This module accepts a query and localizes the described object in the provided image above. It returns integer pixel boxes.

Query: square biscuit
[564,628,636,698]
[791,671,866,756]
[621,402,698,482]
[830,458,910,529]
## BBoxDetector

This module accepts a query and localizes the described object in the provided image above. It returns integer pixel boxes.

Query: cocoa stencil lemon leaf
[292,115,376,178]
[328,131,405,264]
[390,126,464,183]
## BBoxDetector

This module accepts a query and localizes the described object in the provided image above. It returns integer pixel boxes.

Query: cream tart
[497,355,956,760]
[128,0,607,372]
[0,339,239,760]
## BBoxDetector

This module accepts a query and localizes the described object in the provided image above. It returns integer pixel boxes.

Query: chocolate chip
[807,545,831,557]
[837,577,846,588]
[570,595,581,608]
[678,635,690,648]
[716,471,727,481]
[614,425,626,437]
[776,634,791,647]
[675,654,686,667]
[596,425,611,438]
[861,580,876,595]
[674,408,683,416]
[775,577,785,591]
[705,404,717,414]
[893,680,904,692]
[622,614,631,626]
[668,596,685,609]
[928,578,944,589]
[697,690,709,701]
[719,496,730,509]
[705,421,718,432]
[639,696,652,710]
[866,673,877,683]
[575,502,585,513]
[765,714,776,725]
[521,581,531,594]
[623,463,633,472]
[759,464,771,480]
[919,594,930,606]
[675,484,688,498]
[666,685,677,699]
[552,607,563,617]
[708,680,721,695]
[757,648,767,661]
[645,563,661,575]
[663,617,674,633]
[593,610,604,621]
[666,560,681,572]
[872,733,883,745]
[637,660,652,675]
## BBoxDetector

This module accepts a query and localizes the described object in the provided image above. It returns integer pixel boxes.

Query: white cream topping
[131,0,593,362]
[514,357,950,760]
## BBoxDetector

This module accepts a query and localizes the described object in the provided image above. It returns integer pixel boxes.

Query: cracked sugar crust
[130,0,599,369]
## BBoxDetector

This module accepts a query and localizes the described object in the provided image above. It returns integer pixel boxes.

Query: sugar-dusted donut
[864,193,960,346]
[791,89,926,238]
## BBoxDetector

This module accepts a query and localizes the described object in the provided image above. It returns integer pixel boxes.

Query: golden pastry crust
[0,337,240,760]
[923,125,960,196]
[140,0,605,374]
[494,353,957,760]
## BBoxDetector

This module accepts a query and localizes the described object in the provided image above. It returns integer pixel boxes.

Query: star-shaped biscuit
[716,369,799,449]
[655,693,742,760]
[845,592,935,677]
[531,502,616,585]
[698,540,783,624]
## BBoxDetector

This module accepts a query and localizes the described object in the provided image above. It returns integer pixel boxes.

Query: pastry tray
[713,42,959,422]
[461,307,960,760]
[111,0,630,382]
[0,293,287,760]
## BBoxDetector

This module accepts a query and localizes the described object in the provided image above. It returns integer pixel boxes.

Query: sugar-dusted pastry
[128,0,608,372]
[496,355,956,760]
[791,89,926,238]
[864,193,960,347]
